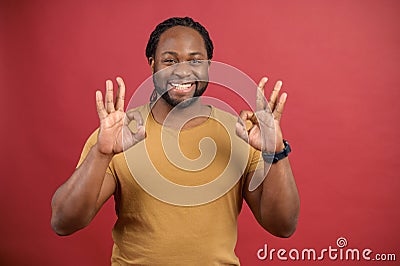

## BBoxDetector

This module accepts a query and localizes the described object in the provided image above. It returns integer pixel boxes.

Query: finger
[129,111,144,126]
[239,110,258,132]
[236,112,250,140]
[273,92,287,121]
[126,110,133,125]
[235,121,249,142]
[268,80,282,112]
[245,120,253,131]
[126,110,145,129]
[239,110,254,122]
[105,80,115,113]
[256,77,268,111]
[126,111,146,140]
[122,124,146,150]
[133,125,146,142]
[115,77,125,111]
[96,90,108,120]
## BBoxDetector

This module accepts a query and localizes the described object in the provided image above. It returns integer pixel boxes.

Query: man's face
[150,26,210,108]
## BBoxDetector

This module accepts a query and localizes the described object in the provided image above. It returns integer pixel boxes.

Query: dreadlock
[145,17,214,61]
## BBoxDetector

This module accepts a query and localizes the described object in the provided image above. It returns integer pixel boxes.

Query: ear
[148,57,155,73]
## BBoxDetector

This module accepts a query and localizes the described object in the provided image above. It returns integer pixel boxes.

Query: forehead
[156,26,206,55]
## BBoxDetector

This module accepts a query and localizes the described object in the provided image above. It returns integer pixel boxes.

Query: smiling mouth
[169,81,197,93]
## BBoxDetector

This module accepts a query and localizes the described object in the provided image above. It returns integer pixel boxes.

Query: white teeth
[171,83,193,90]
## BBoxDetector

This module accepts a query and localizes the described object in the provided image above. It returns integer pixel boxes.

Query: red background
[1,0,399,265]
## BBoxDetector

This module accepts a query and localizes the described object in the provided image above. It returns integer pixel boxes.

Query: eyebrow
[161,51,206,57]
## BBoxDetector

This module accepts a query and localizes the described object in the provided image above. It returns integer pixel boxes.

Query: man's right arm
[50,144,116,236]
[50,77,145,236]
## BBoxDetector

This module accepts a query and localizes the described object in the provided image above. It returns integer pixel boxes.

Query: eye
[163,59,177,64]
[190,59,201,64]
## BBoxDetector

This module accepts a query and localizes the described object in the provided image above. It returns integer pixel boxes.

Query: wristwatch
[262,140,291,164]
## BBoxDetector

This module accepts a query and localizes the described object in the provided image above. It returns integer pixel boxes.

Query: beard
[154,81,209,108]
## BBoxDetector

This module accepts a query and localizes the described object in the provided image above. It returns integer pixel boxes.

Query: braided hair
[145,17,214,61]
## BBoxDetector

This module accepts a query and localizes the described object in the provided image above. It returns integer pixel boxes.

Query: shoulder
[211,106,237,119]
[83,128,100,147]
[126,103,149,114]
[210,106,239,128]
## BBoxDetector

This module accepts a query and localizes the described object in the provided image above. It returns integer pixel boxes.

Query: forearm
[259,158,299,237]
[51,144,113,235]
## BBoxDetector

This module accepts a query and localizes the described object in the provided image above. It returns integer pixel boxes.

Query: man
[51,17,299,265]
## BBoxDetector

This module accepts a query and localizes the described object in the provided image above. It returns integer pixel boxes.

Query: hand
[236,77,287,152]
[95,77,145,155]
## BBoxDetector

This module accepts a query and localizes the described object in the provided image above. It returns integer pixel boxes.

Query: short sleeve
[76,129,114,176]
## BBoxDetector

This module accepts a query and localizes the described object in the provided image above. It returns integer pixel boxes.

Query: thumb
[235,119,249,142]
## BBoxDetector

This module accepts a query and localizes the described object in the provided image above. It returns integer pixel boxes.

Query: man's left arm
[236,77,300,237]
[244,156,299,237]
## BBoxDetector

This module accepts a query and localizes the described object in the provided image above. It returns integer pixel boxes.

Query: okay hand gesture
[236,77,287,153]
[95,77,146,155]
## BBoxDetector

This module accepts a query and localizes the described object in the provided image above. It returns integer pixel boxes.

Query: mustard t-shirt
[78,104,262,265]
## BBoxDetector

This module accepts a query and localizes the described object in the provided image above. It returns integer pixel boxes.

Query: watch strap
[262,140,291,164]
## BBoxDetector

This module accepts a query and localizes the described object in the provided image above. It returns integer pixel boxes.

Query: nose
[172,61,192,78]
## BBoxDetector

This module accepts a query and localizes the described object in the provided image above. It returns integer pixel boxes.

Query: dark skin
[51,26,299,237]
[237,77,300,237]
[149,26,211,128]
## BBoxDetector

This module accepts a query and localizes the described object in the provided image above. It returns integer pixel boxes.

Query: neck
[151,97,211,129]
